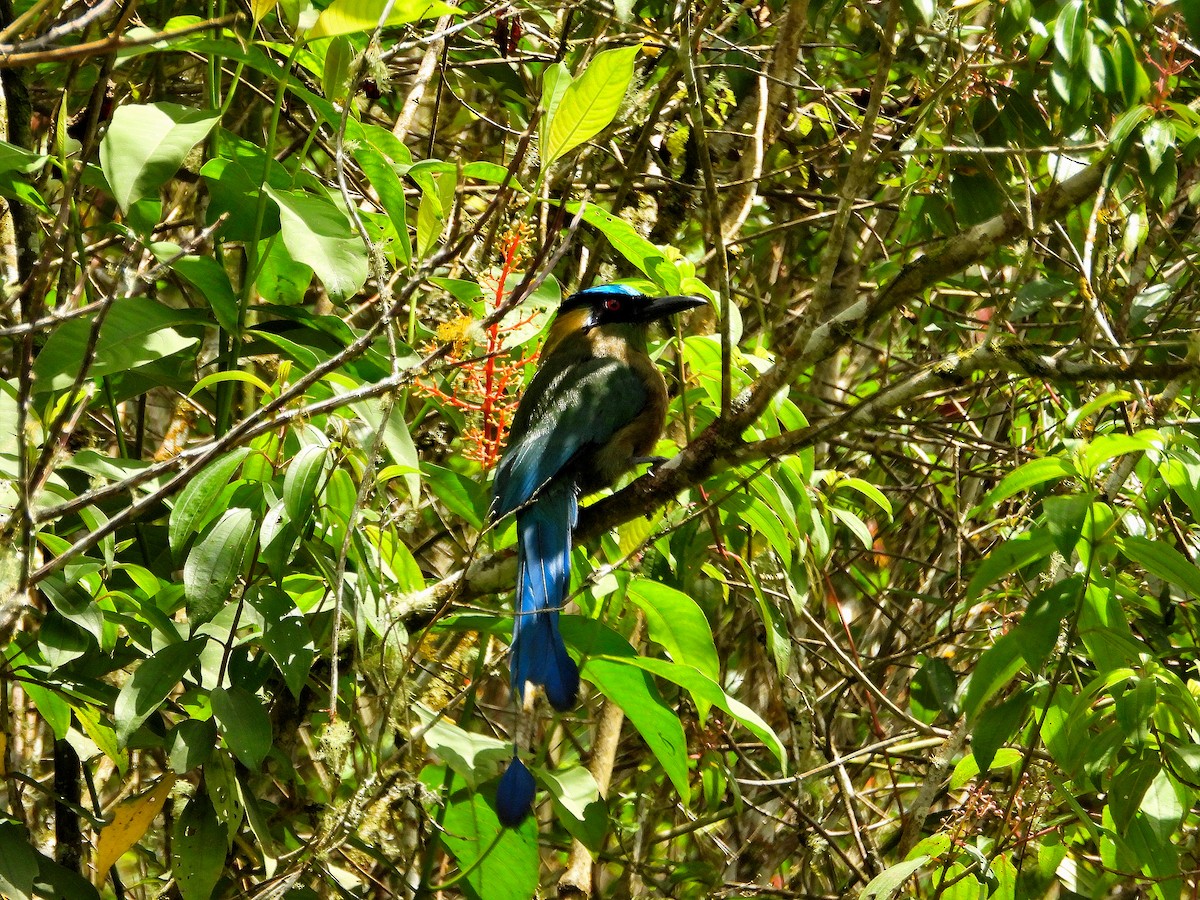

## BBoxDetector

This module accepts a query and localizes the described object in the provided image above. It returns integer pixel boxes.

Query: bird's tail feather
[513,482,580,711]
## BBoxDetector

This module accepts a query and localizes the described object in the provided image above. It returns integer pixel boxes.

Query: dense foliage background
[2,0,1200,897]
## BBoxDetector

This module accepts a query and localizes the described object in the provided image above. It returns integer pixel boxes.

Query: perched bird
[490,283,705,825]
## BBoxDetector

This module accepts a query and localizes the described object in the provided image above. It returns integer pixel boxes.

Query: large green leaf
[623,655,787,769]
[99,102,219,212]
[861,856,930,900]
[563,618,691,803]
[309,0,460,39]
[183,507,257,624]
[172,792,227,900]
[263,186,368,303]
[168,253,241,334]
[538,763,607,850]
[975,456,1076,512]
[414,705,511,788]
[565,201,663,276]
[283,443,329,522]
[32,297,202,392]
[543,45,639,164]
[625,578,719,682]
[114,638,206,745]
[962,633,1023,723]
[211,685,272,770]
[1120,535,1200,598]
[253,587,316,699]
[419,766,538,900]
[0,822,37,900]
[169,449,253,555]
[966,529,1055,600]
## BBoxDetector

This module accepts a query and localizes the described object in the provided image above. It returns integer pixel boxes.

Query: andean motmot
[490,283,705,826]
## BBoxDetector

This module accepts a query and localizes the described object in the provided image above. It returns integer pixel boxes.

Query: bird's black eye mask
[582,296,639,331]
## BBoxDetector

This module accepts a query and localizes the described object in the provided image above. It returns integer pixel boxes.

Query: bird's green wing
[492,356,647,516]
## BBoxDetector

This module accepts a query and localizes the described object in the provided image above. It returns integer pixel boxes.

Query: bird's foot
[633,455,669,469]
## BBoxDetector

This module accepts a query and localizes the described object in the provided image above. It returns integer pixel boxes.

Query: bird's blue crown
[559,283,641,311]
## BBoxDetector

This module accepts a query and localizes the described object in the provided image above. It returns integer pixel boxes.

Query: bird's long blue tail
[512,481,580,711]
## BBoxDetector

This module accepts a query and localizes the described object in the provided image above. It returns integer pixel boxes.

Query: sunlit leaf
[100,102,219,212]
[543,46,639,164]
[310,0,460,39]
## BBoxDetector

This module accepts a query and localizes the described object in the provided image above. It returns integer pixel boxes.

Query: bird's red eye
[604,298,621,311]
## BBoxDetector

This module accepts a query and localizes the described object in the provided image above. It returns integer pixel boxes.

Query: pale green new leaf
[544,46,639,164]
[861,857,930,900]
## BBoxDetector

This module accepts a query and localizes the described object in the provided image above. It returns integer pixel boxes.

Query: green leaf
[169,449,252,555]
[23,681,70,740]
[414,705,511,788]
[1110,751,1161,830]
[543,46,639,164]
[539,62,572,150]
[172,792,227,900]
[39,613,92,670]
[1053,0,1087,64]
[32,297,202,393]
[832,475,893,517]
[253,587,316,699]
[350,394,420,502]
[963,633,1023,723]
[322,35,353,102]
[355,145,412,268]
[861,856,929,900]
[183,507,257,624]
[0,822,38,900]
[33,850,102,900]
[263,186,368,303]
[563,618,691,803]
[211,685,272,770]
[564,201,664,277]
[419,766,539,900]
[1044,493,1091,557]
[910,657,958,720]
[1013,579,1077,672]
[420,463,486,528]
[0,140,47,175]
[970,691,1030,776]
[1142,120,1174,175]
[169,254,241,334]
[966,530,1055,600]
[40,574,103,639]
[169,719,218,774]
[200,154,281,242]
[283,443,329,522]
[310,0,460,39]
[949,747,1024,790]
[100,102,219,212]
[114,638,205,745]
[976,457,1076,511]
[538,764,607,850]
[1120,535,1200,598]
[625,578,720,682]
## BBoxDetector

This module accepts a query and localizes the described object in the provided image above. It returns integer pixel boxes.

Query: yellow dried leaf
[93,774,177,876]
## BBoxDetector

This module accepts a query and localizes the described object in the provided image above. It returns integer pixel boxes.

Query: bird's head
[541,285,707,359]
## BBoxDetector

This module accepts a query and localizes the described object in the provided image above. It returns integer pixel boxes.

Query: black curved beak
[638,294,707,322]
